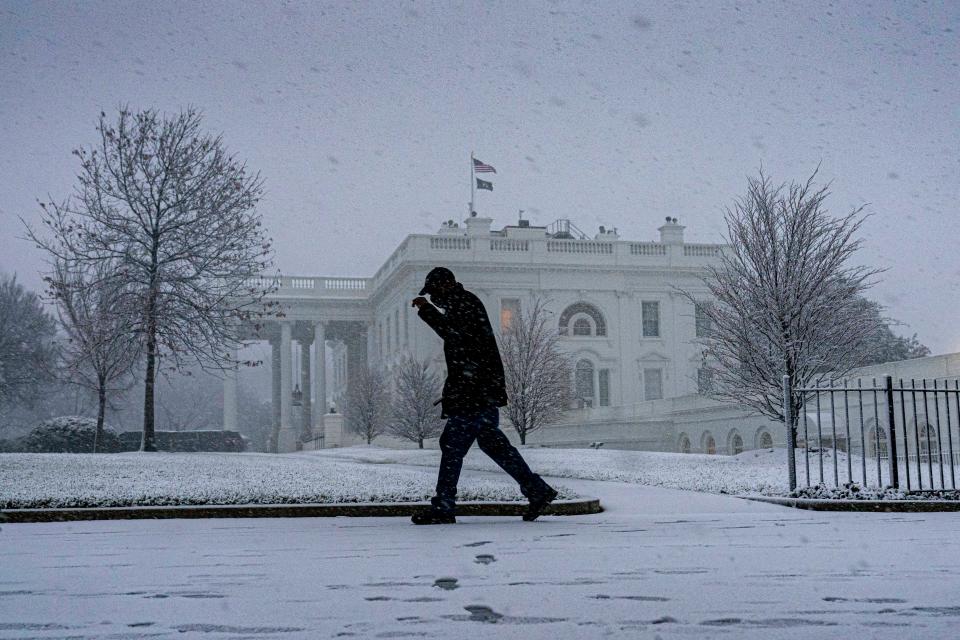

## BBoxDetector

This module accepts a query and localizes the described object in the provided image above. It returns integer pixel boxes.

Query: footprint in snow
[434,577,459,590]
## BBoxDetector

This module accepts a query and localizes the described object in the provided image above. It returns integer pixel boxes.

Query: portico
[226,278,371,452]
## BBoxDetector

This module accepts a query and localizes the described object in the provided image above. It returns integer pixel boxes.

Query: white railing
[430,237,471,250]
[683,244,722,257]
[323,278,367,290]
[290,278,316,289]
[546,240,614,254]
[630,243,667,256]
[243,276,280,290]
[490,239,530,252]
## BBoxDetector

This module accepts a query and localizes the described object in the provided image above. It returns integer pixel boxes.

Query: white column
[270,336,281,452]
[223,347,238,431]
[314,322,326,420]
[279,322,293,449]
[300,338,312,440]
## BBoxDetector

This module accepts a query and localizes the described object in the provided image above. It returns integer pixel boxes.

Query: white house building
[226,214,786,453]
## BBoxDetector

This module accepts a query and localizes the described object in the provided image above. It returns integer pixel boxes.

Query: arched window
[678,433,691,454]
[573,317,592,336]
[758,431,773,449]
[920,424,938,461]
[575,359,595,407]
[867,424,888,459]
[560,303,606,337]
[702,431,716,455]
[729,431,744,455]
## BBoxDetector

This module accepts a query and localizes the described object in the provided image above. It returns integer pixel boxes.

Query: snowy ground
[3,466,960,639]
[0,452,579,509]
[6,447,957,510]
[309,445,792,494]
[310,445,960,496]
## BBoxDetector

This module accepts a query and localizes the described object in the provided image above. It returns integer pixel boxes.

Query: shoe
[411,508,456,525]
[523,486,559,522]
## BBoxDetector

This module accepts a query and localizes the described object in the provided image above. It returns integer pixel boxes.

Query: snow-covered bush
[789,482,960,501]
[21,416,121,453]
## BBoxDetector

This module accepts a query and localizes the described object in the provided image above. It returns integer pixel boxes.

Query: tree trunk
[94,383,106,453]
[141,332,157,451]
[418,438,423,449]
[142,240,160,452]
[520,430,526,445]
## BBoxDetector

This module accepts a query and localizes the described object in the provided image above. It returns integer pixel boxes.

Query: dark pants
[432,406,550,513]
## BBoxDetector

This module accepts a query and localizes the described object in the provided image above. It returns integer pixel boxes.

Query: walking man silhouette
[410,267,558,524]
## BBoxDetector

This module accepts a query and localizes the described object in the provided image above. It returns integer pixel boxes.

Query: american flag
[473,158,496,173]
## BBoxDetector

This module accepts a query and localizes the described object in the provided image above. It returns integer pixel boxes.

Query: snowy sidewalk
[3,470,960,639]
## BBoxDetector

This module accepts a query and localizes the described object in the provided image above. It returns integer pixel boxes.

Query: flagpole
[469,151,475,216]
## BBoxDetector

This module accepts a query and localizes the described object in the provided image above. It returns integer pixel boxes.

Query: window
[697,368,714,394]
[385,316,391,352]
[920,424,938,461]
[641,301,660,337]
[643,368,663,401]
[703,432,716,455]
[575,359,595,406]
[695,302,712,338]
[729,432,744,455]
[403,305,409,345]
[758,431,773,449]
[599,369,610,406]
[394,309,400,350]
[678,433,691,454]
[560,303,606,336]
[867,424,888,459]
[500,298,520,332]
[573,317,592,336]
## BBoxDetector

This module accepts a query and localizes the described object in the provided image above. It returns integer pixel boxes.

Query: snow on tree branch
[501,297,573,445]
[685,170,885,434]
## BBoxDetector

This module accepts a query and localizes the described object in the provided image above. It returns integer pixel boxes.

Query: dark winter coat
[417,283,508,418]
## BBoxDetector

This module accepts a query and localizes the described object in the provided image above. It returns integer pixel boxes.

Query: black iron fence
[783,375,960,492]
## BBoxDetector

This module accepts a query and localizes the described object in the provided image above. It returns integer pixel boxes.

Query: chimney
[658,216,685,244]
[594,224,619,241]
[464,215,493,237]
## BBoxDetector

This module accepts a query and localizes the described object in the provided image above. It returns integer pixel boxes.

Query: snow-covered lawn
[0,452,580,509]
[309,445,792,495]
[6,447,955,510]
[310,445,960,497]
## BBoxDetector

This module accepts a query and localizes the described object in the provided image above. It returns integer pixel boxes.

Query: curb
[0,498,602,524]
[742,495,960,512]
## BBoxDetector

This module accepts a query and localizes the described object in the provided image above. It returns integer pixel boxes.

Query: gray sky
[2,0,958,352]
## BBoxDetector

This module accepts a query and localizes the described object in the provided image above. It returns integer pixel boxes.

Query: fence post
[783,375,796,491]
[884,375,899,489]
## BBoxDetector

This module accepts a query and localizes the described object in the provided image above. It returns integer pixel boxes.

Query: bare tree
[0,273,58,410]
[26,107,275,451]
[501,298,573,445]
[344,365,390,445]
[49,260,140,451]
[389,356,443,448]
[688,170,884,441]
